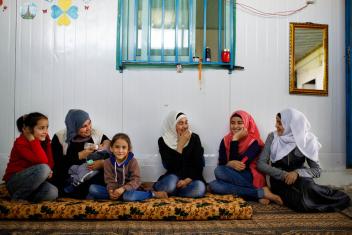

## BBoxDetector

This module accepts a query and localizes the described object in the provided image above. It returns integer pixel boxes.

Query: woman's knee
[182,180,206,198]
[192,180,206,197]
[40,184,58,201]
[214,165,229,179]
[35,164,51,180]
[154,174,178,193]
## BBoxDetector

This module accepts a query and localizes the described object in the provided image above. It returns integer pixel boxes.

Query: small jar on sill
[221,49,231,63]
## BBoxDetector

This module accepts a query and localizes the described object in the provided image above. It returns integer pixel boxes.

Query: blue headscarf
[65,109,90,143]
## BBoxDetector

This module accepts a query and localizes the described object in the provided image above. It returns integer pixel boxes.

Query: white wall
[0,0,348,184]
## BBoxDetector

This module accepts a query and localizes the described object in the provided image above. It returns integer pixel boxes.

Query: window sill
[119,61,244,74]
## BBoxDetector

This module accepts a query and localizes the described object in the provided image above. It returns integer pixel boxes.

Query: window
[116,0,236,72]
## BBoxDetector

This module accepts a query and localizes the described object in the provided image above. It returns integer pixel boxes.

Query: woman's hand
[227,160,246,171]
[78,148,95,160]
[87,159,104,171]
[284,171,298,185]
[47,171,53,179]
[176,178,192,188]
[23,127,35,141]
[176,130,191,153]
[232,128,248,141]
[109,187,125,200]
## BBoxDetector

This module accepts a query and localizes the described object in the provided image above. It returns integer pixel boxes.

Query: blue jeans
[208,165,264,200]
[87,184,153,201]
[6,164,58,202]
[153,174,206,198]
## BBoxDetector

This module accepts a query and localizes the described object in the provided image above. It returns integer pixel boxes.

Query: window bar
[117,0,124,71]
[203,0,207,63]
[161,0,165,62]
[147,0,151,62]
[189,0,193,63]
[175,0,179,63]
[134,0,138,61]
[230,0,234,69]
[218,0,222,62]
[233,0,236,68]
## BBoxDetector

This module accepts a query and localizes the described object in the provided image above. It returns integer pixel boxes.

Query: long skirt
[270,177,350,212]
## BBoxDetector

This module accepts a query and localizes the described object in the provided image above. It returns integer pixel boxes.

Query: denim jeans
[153,174,206,198]
[6,164,58,202]
[87,184,153,201]
[208,165,264,200]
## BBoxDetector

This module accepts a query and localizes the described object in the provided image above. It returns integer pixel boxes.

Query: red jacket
[2,134,54,182]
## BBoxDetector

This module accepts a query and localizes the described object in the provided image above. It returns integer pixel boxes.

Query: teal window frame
[116,0,238,73]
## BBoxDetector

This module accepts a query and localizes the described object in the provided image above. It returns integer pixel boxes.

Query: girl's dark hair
[111,133,132,151]
[277,113,281,119]
[16,112,48,132]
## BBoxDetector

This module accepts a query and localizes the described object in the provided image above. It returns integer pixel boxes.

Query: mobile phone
[241,156,248,163]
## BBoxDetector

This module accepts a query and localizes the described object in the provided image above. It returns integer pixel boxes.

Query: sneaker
[153,191,168,199]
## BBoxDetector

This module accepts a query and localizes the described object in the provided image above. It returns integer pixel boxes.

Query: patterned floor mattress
[0,184,252,220]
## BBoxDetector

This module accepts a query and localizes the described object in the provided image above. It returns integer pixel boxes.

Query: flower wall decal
[51,0,78,26]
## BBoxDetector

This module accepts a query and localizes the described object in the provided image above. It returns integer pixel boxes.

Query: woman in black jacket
[153,111,206,198]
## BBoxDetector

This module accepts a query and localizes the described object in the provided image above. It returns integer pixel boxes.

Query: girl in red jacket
[3,112,58,202]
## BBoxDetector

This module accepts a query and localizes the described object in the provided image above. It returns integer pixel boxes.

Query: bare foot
[263,186,283,205]
[153,191,168,199]
[259,198,270,205]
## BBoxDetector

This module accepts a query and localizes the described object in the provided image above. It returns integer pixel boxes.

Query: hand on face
[23,127,35,141]
[232,128,248,141]
[178,130,191,147]
[230,116,247,141]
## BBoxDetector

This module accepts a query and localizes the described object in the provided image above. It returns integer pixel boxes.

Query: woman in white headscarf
[257,108,350,212]
[153,111,206,198]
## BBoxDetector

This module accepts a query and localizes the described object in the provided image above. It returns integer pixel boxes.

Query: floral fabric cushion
[0,184,252,220]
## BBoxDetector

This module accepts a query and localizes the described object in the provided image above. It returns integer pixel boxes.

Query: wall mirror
[289,22,328,95]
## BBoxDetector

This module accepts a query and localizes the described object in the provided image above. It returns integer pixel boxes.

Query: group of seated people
[2,108,350,213]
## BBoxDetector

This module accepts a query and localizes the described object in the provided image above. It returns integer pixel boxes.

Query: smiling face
[275,115,285,136]
[110,138,130,162]
[33,118,49,141]
[175,117,188,135]
[77,119,92,138]
[230,115,244,135]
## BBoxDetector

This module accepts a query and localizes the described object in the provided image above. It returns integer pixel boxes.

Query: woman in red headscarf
[208,110,283,205]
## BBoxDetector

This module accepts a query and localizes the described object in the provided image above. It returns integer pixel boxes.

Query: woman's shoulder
[191,132,200,140]
[266,132,275,141]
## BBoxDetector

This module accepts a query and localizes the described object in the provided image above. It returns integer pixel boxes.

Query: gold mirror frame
[289,22,328,96]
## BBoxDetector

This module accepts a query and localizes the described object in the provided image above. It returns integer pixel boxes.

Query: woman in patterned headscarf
[51,109,110,198]
[153,111,206,198]
[209,110,283,205]
[257,108,350,212]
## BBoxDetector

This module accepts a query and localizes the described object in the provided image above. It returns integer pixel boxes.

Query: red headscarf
[223,110,266,188]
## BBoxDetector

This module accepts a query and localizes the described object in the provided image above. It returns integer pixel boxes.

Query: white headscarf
[270,108,321,163]
[161,111,191,150]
